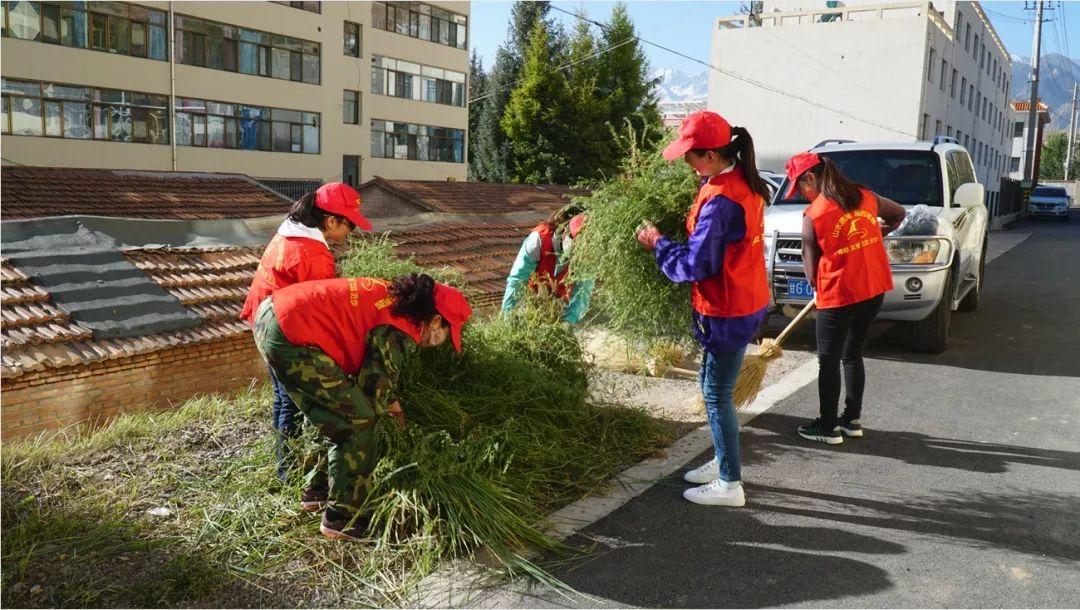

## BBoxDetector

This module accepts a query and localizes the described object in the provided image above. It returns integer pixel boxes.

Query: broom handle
[773,298,817,347]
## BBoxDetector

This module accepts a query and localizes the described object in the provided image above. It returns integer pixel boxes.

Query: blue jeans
[699,347,747,483]
[269,366,302,482]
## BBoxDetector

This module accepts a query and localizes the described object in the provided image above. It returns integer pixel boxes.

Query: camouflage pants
[253,298,380,518]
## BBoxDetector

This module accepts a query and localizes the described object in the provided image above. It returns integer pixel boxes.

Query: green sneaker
[798,419,843,445]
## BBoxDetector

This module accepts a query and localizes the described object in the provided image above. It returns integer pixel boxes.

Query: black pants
[815,294,884,430]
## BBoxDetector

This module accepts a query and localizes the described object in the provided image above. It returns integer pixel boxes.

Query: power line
[548,4,917,138]
[467,35,637,105]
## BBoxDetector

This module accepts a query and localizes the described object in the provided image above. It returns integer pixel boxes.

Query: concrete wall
[0,1,468,183]
[711,0,1012,204]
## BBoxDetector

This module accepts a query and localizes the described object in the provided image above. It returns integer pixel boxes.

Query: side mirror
[953,182,985,208]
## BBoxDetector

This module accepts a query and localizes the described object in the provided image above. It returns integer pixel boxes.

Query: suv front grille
[775,238,803,264]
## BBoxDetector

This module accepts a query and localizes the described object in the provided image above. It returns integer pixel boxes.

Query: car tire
[958,240,986,312]
[911,268,953,354]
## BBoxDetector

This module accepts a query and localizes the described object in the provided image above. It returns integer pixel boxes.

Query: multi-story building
[710,0,1012,209]
[0,1,469,188]
[1006,100,1051,181]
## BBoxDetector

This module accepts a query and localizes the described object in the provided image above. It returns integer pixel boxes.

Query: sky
[468,1,1080,77]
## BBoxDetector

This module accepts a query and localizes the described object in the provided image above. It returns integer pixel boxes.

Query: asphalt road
[487,212,1080,608]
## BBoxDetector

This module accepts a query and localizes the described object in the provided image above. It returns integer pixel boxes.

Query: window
[175,15,320,84]
[2,77,168,143]
[965,24,971,50]
[342,155,360,187]
[945,150,974,193]
[1,1,167,60]
[344,21,360,57]
[964,134,969,148]
[940,59,947,91]
[1009,156,1021,172]
[175,97,319,153]
[921,113,930,140]
[343,89,358,124]
[371,1,467,50]
[973,34,979,59]
[780,150,944,206]
[272,1,320,12]
[935,120,942,136]
[947,125,953,137]
[927,48,936,82]
[968,84,974,111]
[371,55,466,107]
[1013,121,1024,137]
[950,69,958,98]
[960,77,966,104]
[370,119,464,163]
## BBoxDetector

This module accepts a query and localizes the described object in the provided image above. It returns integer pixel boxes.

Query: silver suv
[766,138,989,354]
[1028,185,1072,220]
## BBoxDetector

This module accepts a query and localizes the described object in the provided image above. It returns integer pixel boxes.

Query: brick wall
[1,334,267,439]
[358,185,428,218]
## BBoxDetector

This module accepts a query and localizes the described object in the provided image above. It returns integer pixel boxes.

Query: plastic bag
[893,204,939,236]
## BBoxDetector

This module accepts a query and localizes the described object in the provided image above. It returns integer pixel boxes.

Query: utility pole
[1022,1,1045,188]
[1067,83,1078,180]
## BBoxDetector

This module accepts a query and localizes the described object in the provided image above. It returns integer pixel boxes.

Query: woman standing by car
[784,152,906,444]
[636,111,770,507]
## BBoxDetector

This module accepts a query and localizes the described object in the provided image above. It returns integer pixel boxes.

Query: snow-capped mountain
[653,69,710,104]
[1010,54,1079,130]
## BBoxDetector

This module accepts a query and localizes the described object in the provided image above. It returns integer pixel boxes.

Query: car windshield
[775,150,944,206]
[1032,186,1067,197]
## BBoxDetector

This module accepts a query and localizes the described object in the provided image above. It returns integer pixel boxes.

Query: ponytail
[809,158,864,213]
[691,126,772,201]
[288,191,349,230]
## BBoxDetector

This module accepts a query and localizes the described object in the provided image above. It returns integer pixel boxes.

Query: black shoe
[300,486,328,512]
[836,417,864,438]
[320,510,369,542]
[798,419,843,445]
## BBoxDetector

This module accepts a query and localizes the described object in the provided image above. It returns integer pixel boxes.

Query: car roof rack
[931,135,959,150]
[812,139,856,148]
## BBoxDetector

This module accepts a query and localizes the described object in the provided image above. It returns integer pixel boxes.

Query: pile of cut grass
[338,240,672,573]
[570,137,700,347]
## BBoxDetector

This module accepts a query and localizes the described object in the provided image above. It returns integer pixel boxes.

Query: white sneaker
[683,479,746,507]
[683,459,719,484]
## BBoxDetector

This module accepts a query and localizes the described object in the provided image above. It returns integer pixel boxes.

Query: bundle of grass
[570,131,699,347]
[337,238,670,575]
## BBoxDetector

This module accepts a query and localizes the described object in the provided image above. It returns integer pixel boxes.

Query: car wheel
[911,269,953,354]
[958,240,986,312]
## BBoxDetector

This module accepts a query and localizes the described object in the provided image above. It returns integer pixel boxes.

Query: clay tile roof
[384,220,537,308]
[1,166,291,220]
[369,177,586,215]
[0,246,261,379]
[1011,101,1050,112]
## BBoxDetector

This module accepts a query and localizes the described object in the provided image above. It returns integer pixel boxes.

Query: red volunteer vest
[528,224,572,301]
[806,188,894,309]
[271,278,423,376]
[686,170,770,317]
[240,234,336,325]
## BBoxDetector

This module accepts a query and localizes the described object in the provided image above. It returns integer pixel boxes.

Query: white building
[1006,100,1051,181]
[709,0,1012,208]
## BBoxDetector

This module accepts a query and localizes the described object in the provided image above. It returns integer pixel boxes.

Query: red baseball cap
[568,214,586,239]
[662,111,733,161]
[314,182,372,231]
[784,152,822,198]
[433,283,472,352]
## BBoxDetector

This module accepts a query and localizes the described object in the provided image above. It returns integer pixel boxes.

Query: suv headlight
[886,238,951,265]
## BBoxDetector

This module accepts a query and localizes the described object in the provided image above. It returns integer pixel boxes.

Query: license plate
[787,278,814,299]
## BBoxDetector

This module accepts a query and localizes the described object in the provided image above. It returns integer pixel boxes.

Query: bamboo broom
[732,298,817,408]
